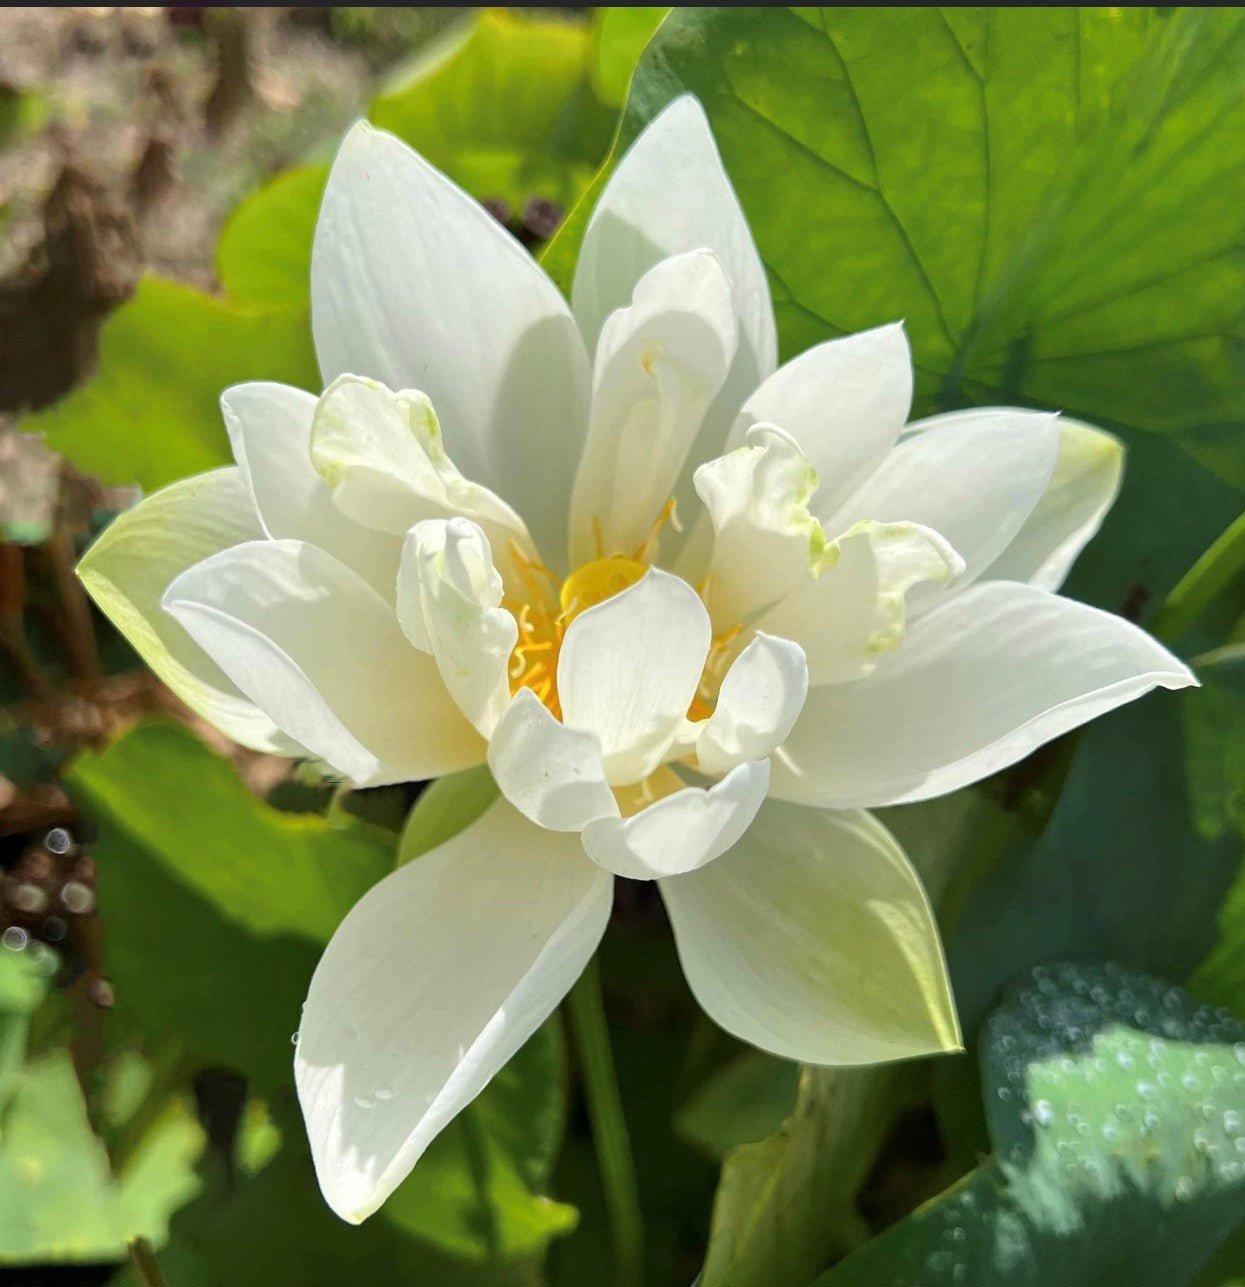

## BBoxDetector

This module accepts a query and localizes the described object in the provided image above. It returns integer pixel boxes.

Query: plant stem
[127,1237,169,1287]
[565,959,644,1287]
[1151,510,1245,646]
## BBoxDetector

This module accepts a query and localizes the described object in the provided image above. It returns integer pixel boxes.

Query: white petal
[693,424,823,629]
[583,760,769,881]
[164,539,481,785]
[488,689,619,832]
[660,800,960,1064]
[221,381,400,599]
[984,418,1123,591]
[695,634,808,775]
[396,519,518,738]
[827,409,1060,616]
[569,251,738,567]
[558,568,711,785]
[309,376,537,594]
[770,581,1196,809]
[755,520,963,686]
[296,797,612,1223]
[733,324,913,514]
[572,96,777,508]
[312,123,589,563]
[77,468,294,754]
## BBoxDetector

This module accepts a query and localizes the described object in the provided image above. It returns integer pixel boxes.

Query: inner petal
[568,250,738,569]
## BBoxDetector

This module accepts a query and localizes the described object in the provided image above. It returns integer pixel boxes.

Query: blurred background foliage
[0,7,1244,1286]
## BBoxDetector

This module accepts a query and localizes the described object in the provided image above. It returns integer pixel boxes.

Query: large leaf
[371,9,616,210]
[119,1144,546,1287]
[818,962,1245,1287]
[1187,651,1245,1015]
[589,8,668,108]
[950,675,1242,1042]
[546,6,1245,612]
[215,166,329,308]
[71,720,394,944]
[0,1051,203,1266]
[23,277,317,492]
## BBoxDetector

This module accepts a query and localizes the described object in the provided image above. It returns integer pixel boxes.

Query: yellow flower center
[505,555,645,722]
[504,500,739,728]
[559,556,647,624]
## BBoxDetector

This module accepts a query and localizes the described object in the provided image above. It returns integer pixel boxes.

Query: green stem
[565,959,644,1287]
[127,1237,169,1287]
[1151,510,1245,646]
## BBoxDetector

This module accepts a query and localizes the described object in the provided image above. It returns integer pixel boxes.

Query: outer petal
[755,520,963,686]
[296,797,612,1224]
[732,323,913,515]
[660,800,960,1064]
[568,250,738,567]
[572,96,777,502]
[77,468,293,754]
[164,539,481,785]
[984,418,1123,591]
[558,568,711,785]
[488,689,619,832]
[582,760,769,881]
[695,634,808,775]
[312,122,589,563]
[770,581,1196,809]
[826,409,1060,616]
[396,519,518,738]
[310,376,537,593]
[221,381,400,599]
[693,424,823,629]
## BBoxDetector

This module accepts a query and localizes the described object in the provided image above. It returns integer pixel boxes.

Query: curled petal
[693,424,824,629]
[488,689,618,832]
[396,518,518,737]
[756,520,963,686]
[732,322,913,516]
[569,250,738,567]
[582,761,769,881]
[828,409,1060,616]
[222,380,400,599]
[695,633,808,775]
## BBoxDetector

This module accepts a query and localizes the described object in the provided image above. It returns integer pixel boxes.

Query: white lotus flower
[79,97,1194,1224]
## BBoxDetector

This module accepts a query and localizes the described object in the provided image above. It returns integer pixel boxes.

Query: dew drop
[353,1094,374,1110]
[1033,1099,1055,1127]
[374,1086,395,1102]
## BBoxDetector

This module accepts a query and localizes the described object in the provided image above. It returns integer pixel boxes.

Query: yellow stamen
[505,496,735,729]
